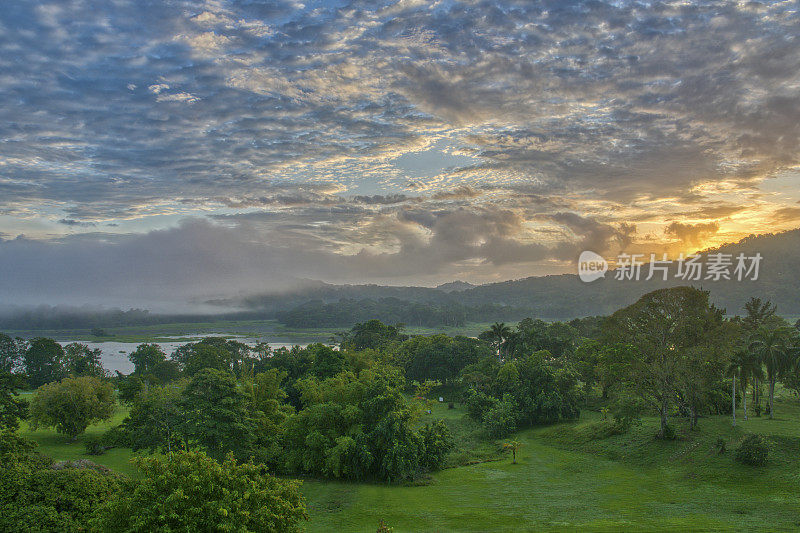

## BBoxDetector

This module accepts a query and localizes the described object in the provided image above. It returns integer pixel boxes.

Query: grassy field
[17,391,800,531]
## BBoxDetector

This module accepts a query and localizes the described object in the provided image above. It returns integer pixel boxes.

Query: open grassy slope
[301,395,800,532]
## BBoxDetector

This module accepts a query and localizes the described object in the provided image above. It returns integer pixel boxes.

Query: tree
[180,368,255,460]
[128,343,166,375]
[607,287,728,437]
[481,322,511,359]
[0,371,28,431]
[92,451,307,532]
[23,338,65,388]
[342,320,407,351]
[121,383,184,453]
[172,339,233,377]
[727,349,763,422]
[64,342,105,377]
[750,327,796,419]
[503,440,522,464]
[0,334,22,373]
[30,376,116,439]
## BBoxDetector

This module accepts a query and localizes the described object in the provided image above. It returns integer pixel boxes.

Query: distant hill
[2,229,798,331]
[436,281,476,292]
[455,228,800,317]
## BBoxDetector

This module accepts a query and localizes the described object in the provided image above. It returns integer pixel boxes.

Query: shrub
[483,394,518,439]
[715,437,726,454]
[84,436,107,456]
[609,395,645,433]
[735,434,769,466]
[464,389,499,421]
[91,451,308,532]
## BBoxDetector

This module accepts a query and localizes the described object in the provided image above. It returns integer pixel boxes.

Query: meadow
[19,390,800,532]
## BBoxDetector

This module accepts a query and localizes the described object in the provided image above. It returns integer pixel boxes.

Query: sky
[1,0,799,311]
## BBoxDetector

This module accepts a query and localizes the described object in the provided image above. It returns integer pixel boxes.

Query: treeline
[276,297,528,328]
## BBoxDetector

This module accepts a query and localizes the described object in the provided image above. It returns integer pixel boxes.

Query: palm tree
[750,327,793,419]
[727,350,764,424]
[503,440,522,464]
[725,357,739,427]
[489,322,511,360]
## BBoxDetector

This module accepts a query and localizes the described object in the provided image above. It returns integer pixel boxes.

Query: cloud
[1,0,800,307]
[665,221,721,246]
[772,206,800,224]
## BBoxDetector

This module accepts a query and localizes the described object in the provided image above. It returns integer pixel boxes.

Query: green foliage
[609,394,646,433]
[464,389,499,421]
[64,342,106,377]
[483,394,519,438]
[606,287,734,435]
[283,366,449,481]
[30,376,116,439]
[180,368,255,460]
[0,371,28,431]
[121,383,185,454]
[0,333,23,373]
[341,319,407,351]
[128,343,167,375]
[92,451,308,532]
[0,433,122,533]
[715,437,726,454]
[735,434,769,466]
[419,420,454,471]
[24,337,66,388]
[396,334,492,383]
[116,373,144,403]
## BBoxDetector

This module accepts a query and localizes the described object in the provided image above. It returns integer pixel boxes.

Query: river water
[58,337,308,375]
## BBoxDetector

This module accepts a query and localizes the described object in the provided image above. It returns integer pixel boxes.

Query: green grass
[19,393,800,531]
[300,395,800,532]
[18,406,139,477]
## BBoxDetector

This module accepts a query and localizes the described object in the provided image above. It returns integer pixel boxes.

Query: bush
[715,437,726,454]
[465,389,499,421]
[483,394,518,439]
[735,434,769,466]
[609,395,645,433]
[91,451,308,532]
[84,435,107,456]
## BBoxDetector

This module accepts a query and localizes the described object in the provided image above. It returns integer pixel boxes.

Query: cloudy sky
[1,0,799,310]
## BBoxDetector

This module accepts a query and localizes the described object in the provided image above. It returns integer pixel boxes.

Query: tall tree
[29,376,116,439]
[128,343,166,375]
[0,371,28,431]
[482,322,511,359]
[0,334,22,373]
[23,338,65,388]
[180,368,255,460]
[607,287,728,437]
[727,349,764,422]
[750,326,796,419]
[64,342,105,377]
